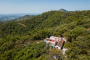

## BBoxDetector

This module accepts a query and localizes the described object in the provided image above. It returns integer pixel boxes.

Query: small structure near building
[45,36,66,49]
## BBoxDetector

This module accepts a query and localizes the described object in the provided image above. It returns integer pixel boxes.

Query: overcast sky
[0,0,90,14]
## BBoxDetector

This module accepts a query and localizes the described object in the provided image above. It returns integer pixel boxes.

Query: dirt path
[18,23,26,27]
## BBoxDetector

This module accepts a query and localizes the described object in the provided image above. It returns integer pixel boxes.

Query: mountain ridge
[0,13,40,21]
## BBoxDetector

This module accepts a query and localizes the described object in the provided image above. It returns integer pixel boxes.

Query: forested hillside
[12,15,35,21]
[0,10,90,60]
[0,21,4,25]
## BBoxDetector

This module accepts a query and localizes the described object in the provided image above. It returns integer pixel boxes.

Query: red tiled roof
[51,40,56,42]
[56,39,64,47]
[46,39,56,42]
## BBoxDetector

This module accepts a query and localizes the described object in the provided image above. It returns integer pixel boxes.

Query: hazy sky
[0,0,90,14]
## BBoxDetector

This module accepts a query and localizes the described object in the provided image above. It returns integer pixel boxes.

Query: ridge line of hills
[0,9,85,22]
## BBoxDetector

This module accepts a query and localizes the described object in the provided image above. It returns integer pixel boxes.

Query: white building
[45,36,65,49]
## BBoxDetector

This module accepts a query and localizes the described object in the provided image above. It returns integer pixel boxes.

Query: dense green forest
[0,21,4,25]
[0,10,90,60]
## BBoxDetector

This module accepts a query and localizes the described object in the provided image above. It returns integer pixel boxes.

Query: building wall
[55,46,61,49]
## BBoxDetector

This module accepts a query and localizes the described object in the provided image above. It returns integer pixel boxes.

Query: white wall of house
[51,42,56,47]
[55,46,61,49]
[50,38,55,40]
[50,36,55,40]
[45,40,50,42]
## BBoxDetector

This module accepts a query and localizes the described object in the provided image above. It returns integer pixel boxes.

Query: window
[57,47,58,49]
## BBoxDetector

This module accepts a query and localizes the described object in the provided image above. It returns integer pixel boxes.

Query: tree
[45,48,65,60]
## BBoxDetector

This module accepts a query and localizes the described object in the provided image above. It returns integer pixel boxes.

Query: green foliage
[39,30,50,39]
[62,31,72,42]
[71,27,87,38]
[14,42,50,60]
[73,36,88,49]
[77,55,88,60]
[0,21,4,25]
[1,41,14,50]
[0,10,90,60]
[37,48,64,60]
[0,10,90,37]
[64,42,71,48]
[76,20,82,25]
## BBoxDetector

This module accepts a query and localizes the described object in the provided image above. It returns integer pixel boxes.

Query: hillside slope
[0,10,90,60]
[0,21,4,25]
[12,15,35,21]
[0,10,90,37]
